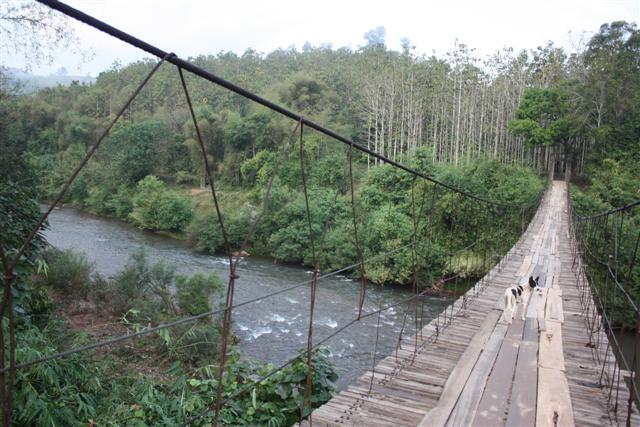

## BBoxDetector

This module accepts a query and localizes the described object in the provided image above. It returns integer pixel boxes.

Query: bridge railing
[0,1,543,426]
[568,192,640,424]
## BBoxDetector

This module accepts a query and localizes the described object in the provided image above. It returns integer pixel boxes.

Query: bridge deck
[302,181,639,426]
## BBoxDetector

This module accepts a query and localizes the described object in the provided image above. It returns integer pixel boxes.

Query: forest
[1,12,639,425]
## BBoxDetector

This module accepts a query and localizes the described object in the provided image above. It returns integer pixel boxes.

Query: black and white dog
[500,275,539,324]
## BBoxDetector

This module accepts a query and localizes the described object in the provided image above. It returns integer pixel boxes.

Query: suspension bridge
[302,181,640,427]
[1,1,638,426]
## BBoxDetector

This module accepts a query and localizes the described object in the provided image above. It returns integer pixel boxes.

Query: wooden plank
[537,270,548,289]
[537,288,549,332]
[446,323,510,426]
[536,367,575,427]
[553,259,562,289]
[543,259,552,283]
[546,288,564,323]
[526,287,546,319]
[539,320,565,371]
[516,256,532,277]
[418,310,501,427]
[473,318,525,426]
[506,317,539,427]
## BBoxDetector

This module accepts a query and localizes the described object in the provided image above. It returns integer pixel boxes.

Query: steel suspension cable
[348,144,368,320]
[177,67,237,426]
[298,122,319,425]
[568,190,640,425]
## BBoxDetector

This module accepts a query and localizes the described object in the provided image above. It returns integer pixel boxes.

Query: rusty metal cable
[569,194,640,425]
[395,178,430,360]
[298,122,319,425]
[177,66,236,426]
[410,178,431,361]
[576,199,640,221]
[348,144,368,320]
[368,298,383,395]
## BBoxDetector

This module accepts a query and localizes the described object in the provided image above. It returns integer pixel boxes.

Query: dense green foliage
[41,248,93,298]
[508,83,581,169]
[0,182,46,262]
[7,245,337,426]
[561,22,640,327]
[129,176,192,232]
[11,320,336,426]
[185,151,543,286]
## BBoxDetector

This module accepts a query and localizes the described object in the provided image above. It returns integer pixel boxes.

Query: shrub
[318,221,357,272]
[13,322,105,426]
[11,320,337,426]
[168,323,223,366]
[0,181,47,264]
[218,347,338,425]
[175,170,198,186]
[176,272,223,316]
[106,184,134,219]
[188,212,225,253]
[41,248,93,298]
[570,184,611,216]
[108,249,177,318]
[85,185,113,215]
[240,150,277,186]
[130,176,193,232]
[107,250,224,322]
[188,209,254,254]
[362,204,413,284]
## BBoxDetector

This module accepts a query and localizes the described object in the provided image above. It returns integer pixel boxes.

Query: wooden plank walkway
[300,181,640,427]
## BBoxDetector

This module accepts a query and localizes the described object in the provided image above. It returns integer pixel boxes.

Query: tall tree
[0,0,86,70]
[581,21,640,161]
[508,84,582,179]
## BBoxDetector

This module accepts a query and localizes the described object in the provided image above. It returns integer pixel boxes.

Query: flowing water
[44,206,451,389]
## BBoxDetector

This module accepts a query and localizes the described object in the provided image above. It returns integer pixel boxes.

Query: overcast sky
[2,0,639,76]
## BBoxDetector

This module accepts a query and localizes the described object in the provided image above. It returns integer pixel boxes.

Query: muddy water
[44,206,451,388]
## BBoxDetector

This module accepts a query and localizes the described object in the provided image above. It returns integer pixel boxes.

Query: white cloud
[2,0,638,75]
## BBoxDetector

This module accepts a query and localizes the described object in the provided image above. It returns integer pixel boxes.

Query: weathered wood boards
[537,321,573,426]
[505,318,539,427]
[536,367,574,427]
[417,311,501,427]
[545,288,564,323]
[473,319,525,426]
[445,323,509,426]
[302,182,639,427]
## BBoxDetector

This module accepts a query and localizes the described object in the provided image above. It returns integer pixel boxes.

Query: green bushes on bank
[130,176,192,232]
[41,248,93,298]
[183,151,545,287]
[7,243,338,426]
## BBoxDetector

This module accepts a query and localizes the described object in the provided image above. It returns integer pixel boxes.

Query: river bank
[44,205,452,389]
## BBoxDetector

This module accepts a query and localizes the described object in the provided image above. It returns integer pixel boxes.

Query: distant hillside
[2,67,95,93]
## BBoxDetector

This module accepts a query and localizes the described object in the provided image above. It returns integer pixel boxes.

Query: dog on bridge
[500,275,539,324]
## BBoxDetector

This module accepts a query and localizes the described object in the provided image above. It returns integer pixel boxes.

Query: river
[44,206,451,389]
